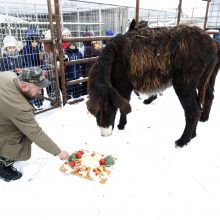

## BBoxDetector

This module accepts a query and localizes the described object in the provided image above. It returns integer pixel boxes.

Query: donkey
[86,25,220,147]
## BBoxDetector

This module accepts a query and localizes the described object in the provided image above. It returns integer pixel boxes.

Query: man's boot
[0,156,22,182]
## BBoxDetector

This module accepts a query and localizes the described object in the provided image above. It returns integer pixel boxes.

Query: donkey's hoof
[117,124,125,130]
[199,115,209,122]
[143,95,157,105]
[175,139,189,148]
[192,130,197,139]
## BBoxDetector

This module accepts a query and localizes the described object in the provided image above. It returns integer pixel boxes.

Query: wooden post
[177,0,182,25]
[203,0,211,30]
[54,0,67,105]
[47,0,61,107]
[135,0,140,25]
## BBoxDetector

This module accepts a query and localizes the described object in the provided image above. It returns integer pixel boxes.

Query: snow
[1,76,220,220]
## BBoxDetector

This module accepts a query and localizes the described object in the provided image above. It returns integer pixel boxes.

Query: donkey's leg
[200,84,214,122]
[200,55,219,122]
[173,86,201,147]
[200,64,219,122]
[116,87,133,130]
[143,94,157,105]
[117,111,127,130]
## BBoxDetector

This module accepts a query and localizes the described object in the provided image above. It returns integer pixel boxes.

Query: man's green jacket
[0,71,61,161]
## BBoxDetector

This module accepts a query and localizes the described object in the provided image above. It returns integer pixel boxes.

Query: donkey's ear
[128,19,136,32]
[86,96,100,116]
[108,88,131,114]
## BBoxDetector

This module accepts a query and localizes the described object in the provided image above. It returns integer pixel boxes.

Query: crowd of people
[1,28,47,109]
[62,29,102,99]
[0,28,115,103]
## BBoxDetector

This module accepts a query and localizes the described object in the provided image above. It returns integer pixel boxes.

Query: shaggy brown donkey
[86,25,220,147]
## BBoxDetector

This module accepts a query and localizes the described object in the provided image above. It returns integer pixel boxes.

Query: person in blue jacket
[22,30,44,109]
[22,34,43,68]
[65,42,83,99]
[0,35,25,75]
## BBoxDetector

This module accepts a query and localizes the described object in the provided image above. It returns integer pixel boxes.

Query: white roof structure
[0,14,28,24]
[207,0,220,29]
[0,0,121,14]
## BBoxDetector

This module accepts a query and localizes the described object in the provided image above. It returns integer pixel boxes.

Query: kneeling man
[0,67,69,182]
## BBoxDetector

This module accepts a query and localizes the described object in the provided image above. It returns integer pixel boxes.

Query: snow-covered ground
[1,76,220,220]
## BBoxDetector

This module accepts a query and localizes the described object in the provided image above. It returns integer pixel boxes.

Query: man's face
[22,82,42,99]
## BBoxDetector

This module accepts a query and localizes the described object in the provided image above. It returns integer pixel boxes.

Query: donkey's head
[86,87,131,136]
[86,35,131,136]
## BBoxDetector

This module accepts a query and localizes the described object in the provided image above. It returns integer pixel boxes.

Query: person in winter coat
[22,34,43,68]
[102,29,115,48]
[0,67,69,182]
[62,28,71,51]
[22,32,44,108]
[81,32,101,96]
[65,42,83,99]
[0,35,26,75]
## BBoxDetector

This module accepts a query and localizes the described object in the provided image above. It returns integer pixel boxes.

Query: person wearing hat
[22,32,43,68]
[62,28,71,51]
[22,31,44,109]
[64,42,83,99]
[102,29,115,48]
[0,67,69,182]
[0,35,26,75]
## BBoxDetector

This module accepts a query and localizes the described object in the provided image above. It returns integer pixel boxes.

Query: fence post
[203,0,211,30]
[47,0,61,107]
[135,0,140,24]
[177,0,182,25]
[54,0,67,105]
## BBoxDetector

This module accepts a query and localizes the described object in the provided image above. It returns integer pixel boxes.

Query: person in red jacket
[62,28,71,51]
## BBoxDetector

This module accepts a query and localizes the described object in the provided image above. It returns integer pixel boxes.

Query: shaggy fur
[128,19,149,32]
[128,19,159,104]
[87,25,220,147]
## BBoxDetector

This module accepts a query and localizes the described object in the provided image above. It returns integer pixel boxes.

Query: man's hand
[58,150,69,160]
[16,68,23,75]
